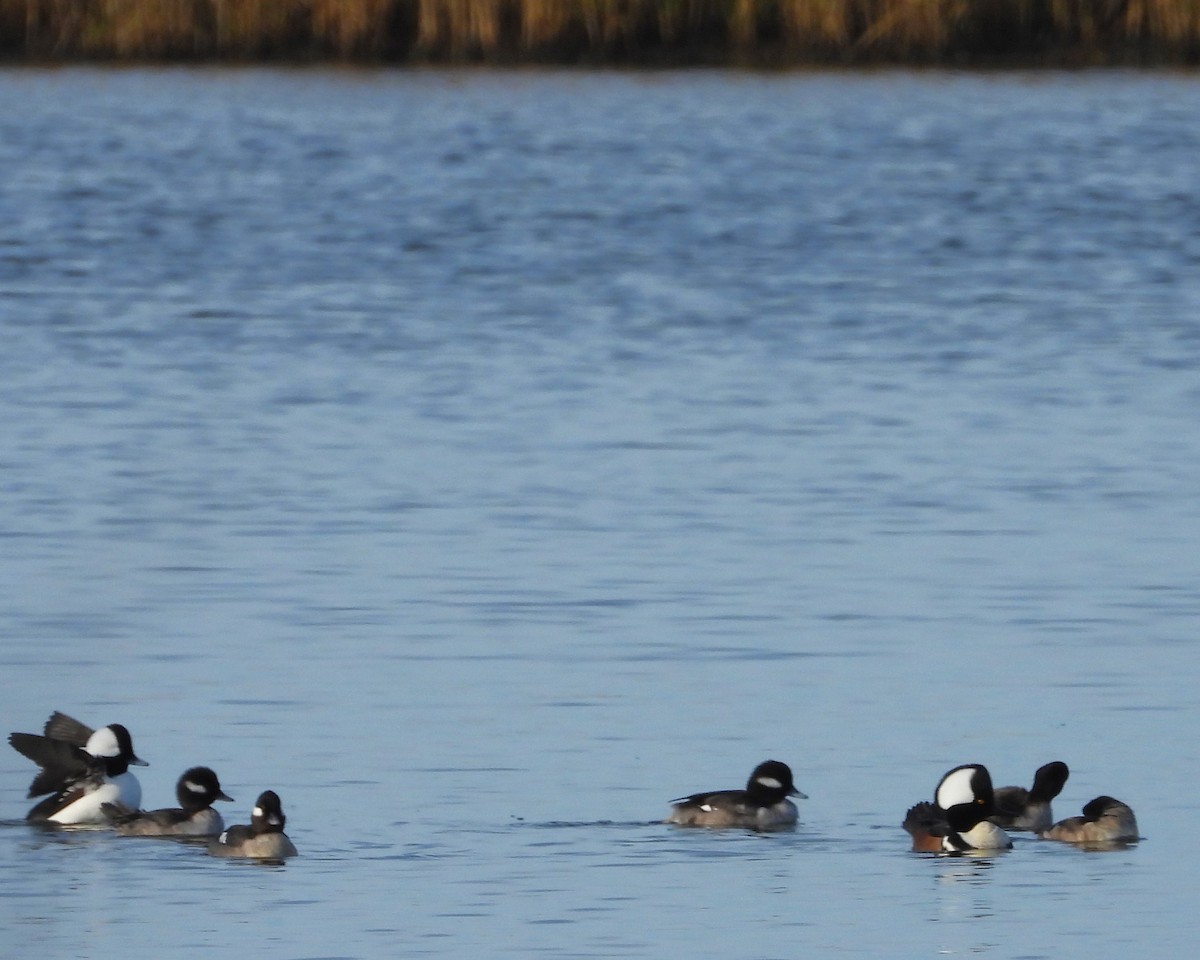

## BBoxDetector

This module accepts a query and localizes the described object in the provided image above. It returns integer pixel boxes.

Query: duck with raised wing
[9,711,147,825]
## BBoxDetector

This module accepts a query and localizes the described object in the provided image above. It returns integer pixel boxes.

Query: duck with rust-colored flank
[904,763,1012,853]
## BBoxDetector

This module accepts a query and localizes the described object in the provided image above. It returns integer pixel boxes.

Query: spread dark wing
[42,712,95,746]
[8,733,95,797]
[903,801,949,838]
[991,785,1030,821]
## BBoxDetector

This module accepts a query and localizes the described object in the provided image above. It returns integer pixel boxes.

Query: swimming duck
[208,790,298,860]
[904,763,1012,853]
[1041,795,1138,843]
[665,759,806,830]
[9,711,147,825]
[990,761,1070,832]
[104,766,233,837]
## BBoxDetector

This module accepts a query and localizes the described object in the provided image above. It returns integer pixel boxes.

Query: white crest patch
[755,776,783,790]
[85,727,120,759]
[184,780,206,794]
[253,806,264,818]
[936,766,980,810]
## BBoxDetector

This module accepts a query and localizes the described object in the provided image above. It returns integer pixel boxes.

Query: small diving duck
[904,763,1012,853]
[103,766,233,837]
[665,759,807,830]
[1040,795,1139,844]
[207,790,298,860]
[8,711,147,825]
[990,761,1070,832]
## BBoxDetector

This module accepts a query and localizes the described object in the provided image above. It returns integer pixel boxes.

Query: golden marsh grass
[3,0,1199,64]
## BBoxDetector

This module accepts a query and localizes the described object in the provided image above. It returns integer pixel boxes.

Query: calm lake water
[1,67,1199,959]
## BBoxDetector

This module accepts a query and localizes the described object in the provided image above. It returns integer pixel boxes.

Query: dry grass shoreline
[2,0,1198,66]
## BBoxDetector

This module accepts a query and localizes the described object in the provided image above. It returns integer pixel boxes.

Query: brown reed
[1,0,1198,65]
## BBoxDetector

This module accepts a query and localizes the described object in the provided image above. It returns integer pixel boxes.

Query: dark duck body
[665,760,807,831]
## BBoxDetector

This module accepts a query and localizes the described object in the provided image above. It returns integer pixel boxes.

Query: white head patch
[699,804,715,812]
[253,806,264,818]
[755,776,783,790]
[184,780,206,794]
[936,766,979,810]
[85,727,120,759]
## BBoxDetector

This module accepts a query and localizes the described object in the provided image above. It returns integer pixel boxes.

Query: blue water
[1,67,1199,959]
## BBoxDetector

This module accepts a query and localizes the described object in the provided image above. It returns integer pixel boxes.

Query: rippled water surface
[1,68,1199,959]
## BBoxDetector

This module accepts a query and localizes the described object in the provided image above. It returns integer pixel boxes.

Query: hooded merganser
[104,766,233,837]
[904,763,1012,853]
[207,790,298,860]
[9,711,147,825]
[665,760,807,830]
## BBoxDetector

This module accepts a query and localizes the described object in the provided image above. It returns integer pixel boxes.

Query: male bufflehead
[8,711,147,825]
[904,763,1012,853]
[665,760,807,830]
[103,766,233,837]
[989,761,1070,832]
[207,790,298,860]
[1040,795,1139,843]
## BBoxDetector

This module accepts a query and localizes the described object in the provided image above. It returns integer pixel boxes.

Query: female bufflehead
[208,790,298,860]
[103,766,233,837]
[1040,795,1139,843]
[904,763,1012,853]
[990,761,1070,832]
[8,711,147,825]
[665,760,807,830]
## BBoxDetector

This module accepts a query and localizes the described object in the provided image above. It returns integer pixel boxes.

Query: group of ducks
[902,760,1138,851]
[8,712,1138,857]
[666,758,1137,851]
[7,711,297,860]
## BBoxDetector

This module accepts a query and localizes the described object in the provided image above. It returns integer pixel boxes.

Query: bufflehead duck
[904,763,1012,853]
[208,790,297,860]
[8,711,147,825]
[665,760,807,830]
[990,761,1070,832]
[103,766,233,837]
[1040,795,1139,844]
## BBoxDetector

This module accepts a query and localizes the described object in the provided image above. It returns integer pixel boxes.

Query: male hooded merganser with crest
[207,790,298,860]
[1040,795,1138,844]
[8,711,147,825]
[904,763,1012,853]
[990,761,1070,832]
[665,760,807,830]
[103,766,233,837]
